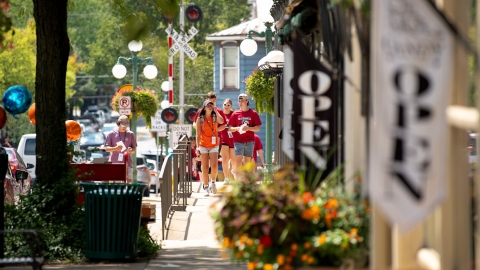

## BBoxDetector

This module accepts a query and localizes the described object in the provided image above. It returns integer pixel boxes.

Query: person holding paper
[195,100,224,195]
[104,115,137,182]
[228,93,262,179]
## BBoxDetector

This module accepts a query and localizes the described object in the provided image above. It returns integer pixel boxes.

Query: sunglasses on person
[223,104,231,106]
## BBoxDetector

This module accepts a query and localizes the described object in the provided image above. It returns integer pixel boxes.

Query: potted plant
[110,88,158,128]
[244,69,275,114]
[211,163,370,270]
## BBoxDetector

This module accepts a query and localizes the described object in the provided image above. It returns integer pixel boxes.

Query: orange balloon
[0,106,6,129]
[28,103,35,125]
[65,120,82,141]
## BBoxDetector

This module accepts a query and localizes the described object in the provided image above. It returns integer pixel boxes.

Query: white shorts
[198,146,219,154]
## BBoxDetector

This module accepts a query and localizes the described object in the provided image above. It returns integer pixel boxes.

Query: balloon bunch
[2,85,82,141]
[0,85,33,129]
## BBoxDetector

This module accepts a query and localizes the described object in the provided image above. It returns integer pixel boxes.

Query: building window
[221,46,239,90]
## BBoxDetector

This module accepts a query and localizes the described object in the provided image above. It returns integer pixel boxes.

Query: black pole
[0,146,8,260]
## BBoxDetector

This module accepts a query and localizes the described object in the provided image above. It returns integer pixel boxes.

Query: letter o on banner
[161,108,178,124]
[185,108,198,124]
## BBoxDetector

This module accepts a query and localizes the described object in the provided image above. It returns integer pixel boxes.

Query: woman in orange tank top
[195,100,224,194]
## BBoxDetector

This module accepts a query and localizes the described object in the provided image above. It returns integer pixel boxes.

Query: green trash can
[80,182,147,260]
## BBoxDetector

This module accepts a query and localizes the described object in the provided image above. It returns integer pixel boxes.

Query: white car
[17,134,37,180]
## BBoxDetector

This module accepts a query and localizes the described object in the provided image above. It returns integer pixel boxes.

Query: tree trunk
[33,0,70,187]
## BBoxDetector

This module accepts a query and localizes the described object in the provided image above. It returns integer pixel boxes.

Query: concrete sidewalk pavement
[4,181,246,270]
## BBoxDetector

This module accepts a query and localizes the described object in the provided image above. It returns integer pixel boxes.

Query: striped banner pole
[168,22,174,105]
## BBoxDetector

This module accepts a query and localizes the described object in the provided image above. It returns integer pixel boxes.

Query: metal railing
[159,135,193,239]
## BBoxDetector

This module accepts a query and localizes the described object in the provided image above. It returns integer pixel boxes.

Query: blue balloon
[2,85,32,117]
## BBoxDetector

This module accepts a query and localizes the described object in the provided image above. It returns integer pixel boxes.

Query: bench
[71,153,128,204]
[0,230,44,270]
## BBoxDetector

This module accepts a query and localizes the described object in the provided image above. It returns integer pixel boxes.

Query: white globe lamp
[143,65,158,79]
[128,40,143,52]
[240,38,257,56]
[112,64,127,79]
[161,100,171,109]
[161,81,169,92]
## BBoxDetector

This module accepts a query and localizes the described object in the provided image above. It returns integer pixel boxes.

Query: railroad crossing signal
[165,26,198,59]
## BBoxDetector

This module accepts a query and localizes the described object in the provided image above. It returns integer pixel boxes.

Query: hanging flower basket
[244,68,275,114]
[110,87,158,128]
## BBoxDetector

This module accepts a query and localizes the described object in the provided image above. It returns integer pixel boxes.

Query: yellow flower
[318,234,327,245]
[350,228,358,236]
[263,264,274,270]
[276,254,285,266]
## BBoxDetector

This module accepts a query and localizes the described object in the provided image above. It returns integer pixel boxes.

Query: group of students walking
[190,92,263,195]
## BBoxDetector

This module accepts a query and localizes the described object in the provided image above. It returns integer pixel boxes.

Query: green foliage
[4,168,86,262]
[137,226,161,259]
[244,69,275,114]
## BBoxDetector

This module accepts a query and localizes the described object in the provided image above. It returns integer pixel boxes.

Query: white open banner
[369,0,453,233]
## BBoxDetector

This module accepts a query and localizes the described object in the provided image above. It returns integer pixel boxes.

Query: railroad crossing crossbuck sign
[118,96,131,115]
[166,26,198,59]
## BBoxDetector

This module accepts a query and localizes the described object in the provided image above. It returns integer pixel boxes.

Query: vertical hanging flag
[282,47,295,161]
[290,39,337,179]
[369,0,453,232]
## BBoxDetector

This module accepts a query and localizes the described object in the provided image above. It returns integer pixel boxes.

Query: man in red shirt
[228,93,262,178]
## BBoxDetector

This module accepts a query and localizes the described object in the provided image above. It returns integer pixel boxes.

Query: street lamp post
[240,15,275,172]
[112,40,158,183]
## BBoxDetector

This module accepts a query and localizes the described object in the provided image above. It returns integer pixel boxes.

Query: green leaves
[244,69,275,114]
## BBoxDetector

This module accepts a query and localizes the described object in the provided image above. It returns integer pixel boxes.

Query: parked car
[4,165,30,205]
[146,159,160,193]
[17,133,36,180]
[79,132,106,150]
[136,156,151,196]
[101,123,117,138]
[5,147,33,191]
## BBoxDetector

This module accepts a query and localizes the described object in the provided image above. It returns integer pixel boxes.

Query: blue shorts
[234,141,254,157]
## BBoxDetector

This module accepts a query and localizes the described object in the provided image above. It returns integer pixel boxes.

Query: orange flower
[282,265,294,270]
[247,238,254,246]
[304,242,311,249]
[291,243,298,251]
[307,256,315,264]
[302,192,314,204]
[276,254,285,266]
[325,198,338,209]
[256,244,264,255]
[263,264,274,270]
[325,213,332,228]
[222,237,230,248]
[247,261,257,270]
[318,234,327,245]
[301,254,308,262]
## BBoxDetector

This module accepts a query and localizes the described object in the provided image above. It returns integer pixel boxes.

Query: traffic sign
[165,26,198,59]
[119,96,131,115]
[151,110,168,136]
[169,124,192,149]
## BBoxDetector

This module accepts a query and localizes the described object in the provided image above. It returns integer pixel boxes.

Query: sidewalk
[4,181,246,270]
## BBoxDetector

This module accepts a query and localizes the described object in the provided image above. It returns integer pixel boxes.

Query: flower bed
[211,164,370,270]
